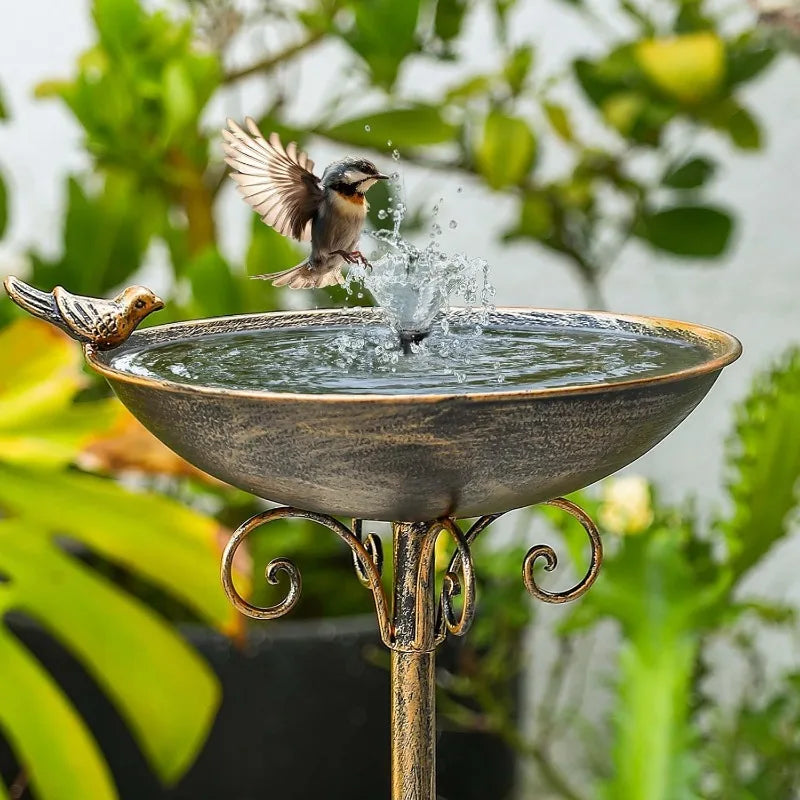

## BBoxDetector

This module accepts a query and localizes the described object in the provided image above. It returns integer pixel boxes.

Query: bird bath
[5,280,740,800]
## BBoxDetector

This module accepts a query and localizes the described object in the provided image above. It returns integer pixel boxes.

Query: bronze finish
[83,306,741,522]
[220,502,604,799]
[4,281,740,799]
[3,276,163,350]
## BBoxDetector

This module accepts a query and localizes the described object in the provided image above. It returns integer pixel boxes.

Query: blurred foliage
[0,0,797,797]
[0,320,243,799]
[0,0,786,320]
[436,349,800,799]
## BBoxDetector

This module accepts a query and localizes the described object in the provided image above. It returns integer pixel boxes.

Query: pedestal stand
[221,499,602,800]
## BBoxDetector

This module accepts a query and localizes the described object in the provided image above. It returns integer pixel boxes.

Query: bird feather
[225,118,323,242]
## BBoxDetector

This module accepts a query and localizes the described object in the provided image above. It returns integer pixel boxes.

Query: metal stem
[391,522,438,800]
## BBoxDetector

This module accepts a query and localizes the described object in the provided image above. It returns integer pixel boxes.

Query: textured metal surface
[88,307,740,521]
[221,501,604,800]
[3,276,163,349]
[446,498,603,605]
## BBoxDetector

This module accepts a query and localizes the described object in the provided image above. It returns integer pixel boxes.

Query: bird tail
[3,275,59,323]
[251,262,344,290]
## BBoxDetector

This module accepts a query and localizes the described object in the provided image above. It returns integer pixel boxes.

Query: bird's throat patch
[335,190,365,206]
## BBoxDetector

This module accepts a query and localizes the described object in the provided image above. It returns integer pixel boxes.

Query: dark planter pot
[2,614,518,800]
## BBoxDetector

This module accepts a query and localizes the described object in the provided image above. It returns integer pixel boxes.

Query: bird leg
[333,250,372,269]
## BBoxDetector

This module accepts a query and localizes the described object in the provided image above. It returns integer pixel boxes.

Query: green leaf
[0,321,85,426]
[504,45,534,95]
[323,106,457,149]
[543,102,573,141]
[342,0,421,89]
[573,526,724,800]
[445,74,493,102]
[0,625,116,799]
[706,100,761,149]
[245,216,302,311]
[92,0,146,55]
[0,521,220,782]
[662,156,716,189]
[720,348,800,581]
[504,191,553,240]
[31,175,159,295]
[0,398,120,467]
[728,107,761,150]
[574,46,641,108]
[0,465,236,632]
[636,32,725,104]
[187,247,242,318]
[163,60,196,140]
[636,205,733,257]
[602,91,648,136]
[434,0,468,42]
[726,33,777,87]
[475,111,536,189]
[0,86,7,120]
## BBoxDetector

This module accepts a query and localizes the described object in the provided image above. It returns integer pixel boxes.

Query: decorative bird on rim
[3,276,164,350]
[223,117,389,289]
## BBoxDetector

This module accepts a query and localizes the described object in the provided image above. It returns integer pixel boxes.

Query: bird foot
[333,250,371,269]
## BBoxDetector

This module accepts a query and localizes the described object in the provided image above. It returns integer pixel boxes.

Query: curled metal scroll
[429,519,477,646]
[441,499,602,607]
[351,518,384,588]
[523,497,603,604]
[221,508,393,645]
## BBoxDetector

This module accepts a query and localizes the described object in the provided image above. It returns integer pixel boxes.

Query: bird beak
[375,173,390,180]
[153,295,165,311]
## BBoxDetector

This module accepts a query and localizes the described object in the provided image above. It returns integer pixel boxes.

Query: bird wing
[223,118,324,242]
[53,287,117,342]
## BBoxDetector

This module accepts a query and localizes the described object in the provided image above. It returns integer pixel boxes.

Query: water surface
[110,322,711,395]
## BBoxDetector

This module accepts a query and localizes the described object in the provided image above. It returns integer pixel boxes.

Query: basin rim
[85,306,742,403]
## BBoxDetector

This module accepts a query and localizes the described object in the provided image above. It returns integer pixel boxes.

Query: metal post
[220,502,602,800]
[390,522,438,800]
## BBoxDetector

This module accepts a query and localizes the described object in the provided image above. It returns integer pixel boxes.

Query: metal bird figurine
[3,276,164,350]
[223,117,389,289]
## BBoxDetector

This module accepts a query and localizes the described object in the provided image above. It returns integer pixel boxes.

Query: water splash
[345,171,494,355]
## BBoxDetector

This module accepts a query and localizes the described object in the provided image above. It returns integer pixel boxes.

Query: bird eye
[135,299,145,309]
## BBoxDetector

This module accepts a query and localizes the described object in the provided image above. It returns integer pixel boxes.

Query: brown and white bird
[223,117,389,289]
[3,276,164,349]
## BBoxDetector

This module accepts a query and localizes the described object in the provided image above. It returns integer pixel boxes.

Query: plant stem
[223,31,326,82]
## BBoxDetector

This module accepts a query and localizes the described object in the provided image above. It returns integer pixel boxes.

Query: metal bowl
[86,308,740,521]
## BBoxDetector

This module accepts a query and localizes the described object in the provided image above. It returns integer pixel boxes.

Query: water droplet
[364,124,371,132]
[391,171,400,180]
[377,209,388,220]
[391,149,400,161]
[449,220,458,229]
[387,139,392,147]
[457,186,463,193]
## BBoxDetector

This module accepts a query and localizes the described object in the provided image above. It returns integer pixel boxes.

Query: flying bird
[3,276,164,350]
[223,117,389,289]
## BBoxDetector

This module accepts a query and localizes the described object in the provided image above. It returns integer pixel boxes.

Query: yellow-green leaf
[0,522,220,782]
[323,106,457,149]
[476,111,537,190]
[636,32,725,104]
[543,102,574,141]
[0,320,85,427]
[0,465,241,633]
[0,398,120,467]
[602,91,648,136]
[0,626,116,800]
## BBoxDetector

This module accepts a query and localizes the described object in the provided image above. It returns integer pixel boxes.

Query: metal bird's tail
[251,262,344,290]
[3,275,59,324]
